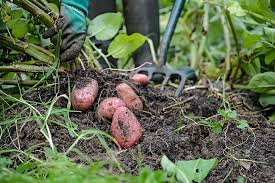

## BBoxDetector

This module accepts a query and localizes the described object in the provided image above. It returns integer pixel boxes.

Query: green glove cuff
[61,0,89,15]
[61,0,89,33]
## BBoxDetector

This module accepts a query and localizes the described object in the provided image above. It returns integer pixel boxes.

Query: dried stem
[0,65,65,73]
[0,34,54,64]
[0,79,40,86]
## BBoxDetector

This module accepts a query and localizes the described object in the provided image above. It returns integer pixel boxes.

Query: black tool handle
[158,0,186,66]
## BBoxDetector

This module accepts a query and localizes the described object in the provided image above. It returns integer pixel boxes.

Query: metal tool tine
[160,73,171,91]
[148,71,154,80]
[175,75,186,97]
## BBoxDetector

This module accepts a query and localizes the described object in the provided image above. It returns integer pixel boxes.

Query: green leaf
[211,122,223,134]
[161,155,217,183]
[247,72,275,94]
[240,0,275,21]
[265,50,275,65]
[108,33,146,59]
[227,1,246,17]
[89,12,123,41]
[10,19,29,38]
[218,109,237,119]
[10,9,24,19]
[269,112,275,124]
[263,27,275,43]
[205,62,221,79]
[259,95,275,106]
[237,176,245,183]
[227,110,237,119]
[241,57,261,77]
[242,34,261,49]
[48,3,59,13]
[236,120,249,129]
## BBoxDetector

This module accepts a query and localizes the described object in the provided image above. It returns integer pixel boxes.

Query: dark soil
[1,69,275,183]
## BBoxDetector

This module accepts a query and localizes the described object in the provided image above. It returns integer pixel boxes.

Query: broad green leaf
[265,50,275,65]
[227,1,246,17]
[108,33,146,59]
[205,62,221,79]
[161,155,217,183]
[247,72,275,93]
[48,3,59,13]
[89,12,123,41]
[242,34,261,48]
[241,58,261,77]
[236,120,249,129]
[10,19,29,38]
[161,156,191,183]
[263,27,275,43]
[240,0,275,21]
[9,9,24,19]
[259,95,275,106]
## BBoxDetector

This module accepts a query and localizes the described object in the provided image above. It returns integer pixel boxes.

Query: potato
[130,73,149,86]
[97,97,126,119]
[116,83,143,112]
[71,79,98,111]
[111,107,142,148]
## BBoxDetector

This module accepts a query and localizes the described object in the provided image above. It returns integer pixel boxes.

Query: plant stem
[0,34,54,64]
[88,39,111,68]
[9,0,55,28]
[0,79,40,86]
[217,6,231,81]
[195,4,209,70]
[225,10,241,80]
[146,38,158,65]
[0,65,65,73]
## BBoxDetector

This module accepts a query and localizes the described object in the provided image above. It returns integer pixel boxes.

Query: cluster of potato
[71,74,149,148]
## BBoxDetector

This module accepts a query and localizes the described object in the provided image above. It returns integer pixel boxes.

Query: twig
[162,96,195,111]
[100,62,152,73]
[184,85,208,91]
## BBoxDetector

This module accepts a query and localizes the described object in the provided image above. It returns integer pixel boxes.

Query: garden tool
[137,0,196,97]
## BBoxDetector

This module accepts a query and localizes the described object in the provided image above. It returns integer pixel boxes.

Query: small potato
[71,79,98,111]
[116,83,143,112]
[111,107,142,148]
[130,73,149,86]
[97,97,126,119]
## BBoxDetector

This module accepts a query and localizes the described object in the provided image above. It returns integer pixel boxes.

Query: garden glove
[43,0,89,62]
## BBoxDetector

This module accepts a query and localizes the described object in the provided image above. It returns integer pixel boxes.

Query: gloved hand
[43,0,89,62]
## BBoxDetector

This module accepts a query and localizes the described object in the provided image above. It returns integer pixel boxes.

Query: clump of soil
[1,69,275,183]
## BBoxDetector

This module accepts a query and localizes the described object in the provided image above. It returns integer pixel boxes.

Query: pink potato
[71,79,98,111]
[97,97,126,119]
[116,83,143,112]
[130,73,149,86]
[111,107,142,148]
